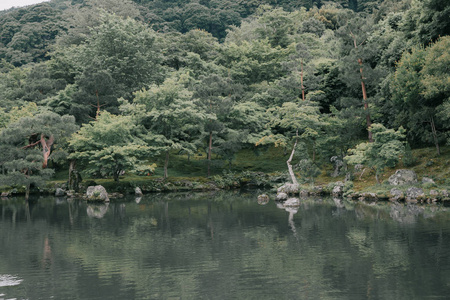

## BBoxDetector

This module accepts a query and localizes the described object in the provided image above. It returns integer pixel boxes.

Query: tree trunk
[113,171,119,182]
[164,150,169,179]
[68,160,77,190]
[287,130,299,186]
[301,59,305,101]
[351,31,373,142]
[207,131,212,177]
[430,116,440,156]
[312,139,316,162]
[25,183,30,200]
[40,134,54,169]
[359,60,373,143]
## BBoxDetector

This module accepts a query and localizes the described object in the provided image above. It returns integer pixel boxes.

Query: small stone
[257,194,270,205]
[422,177,435,184]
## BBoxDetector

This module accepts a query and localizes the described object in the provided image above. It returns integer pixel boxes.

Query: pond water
[1,191,450,300]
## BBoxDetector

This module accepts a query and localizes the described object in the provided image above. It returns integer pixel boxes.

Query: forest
[0,0,449,197]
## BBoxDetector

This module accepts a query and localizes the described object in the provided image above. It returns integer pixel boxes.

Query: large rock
[406,187,424,200]
[86,185,110,202]
[441,190,449,200]
[389,188,404,201]
[332,181,345,196]
[330,156,344,177]
[388,169,418,186]
[276,192,288,201]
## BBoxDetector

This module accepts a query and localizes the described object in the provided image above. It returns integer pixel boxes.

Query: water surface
[1,191,450,299]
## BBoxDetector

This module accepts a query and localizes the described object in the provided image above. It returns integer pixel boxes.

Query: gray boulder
[388,169,418,186]
[330,156,344,177]
[332,181,345,196]
[389,188,404,201]
[429,190,439,199]
[55,188,65,197]
[1,192,10,197]
[86,185,110,202]
[257,194,270,205]
[406,187,425,200]
[276,192,288,201]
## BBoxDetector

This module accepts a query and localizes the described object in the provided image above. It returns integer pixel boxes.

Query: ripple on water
[0,275,23,287]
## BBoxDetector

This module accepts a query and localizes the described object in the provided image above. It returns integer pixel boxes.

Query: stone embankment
[272,169,449,207]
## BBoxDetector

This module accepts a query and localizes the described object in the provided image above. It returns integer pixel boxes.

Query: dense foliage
[0,0,448,185]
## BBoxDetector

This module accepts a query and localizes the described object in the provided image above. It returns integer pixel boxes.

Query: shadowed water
[1,191,450,299]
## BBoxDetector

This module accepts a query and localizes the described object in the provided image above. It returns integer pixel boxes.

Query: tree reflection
[0,193,449,299]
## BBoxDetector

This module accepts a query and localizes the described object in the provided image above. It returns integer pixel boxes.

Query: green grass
[48,145,449,192]
[352,145,450,192]
[51,146,288,183]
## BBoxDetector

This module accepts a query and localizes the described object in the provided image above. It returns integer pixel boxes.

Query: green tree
[123,73,206,178]
[391,37,449,155]
[51,12,162,122]
[0,111,78,199]
[257,101,322,185]
[345,123,406,184]
[69,111,156,182]
[193,72,242,176]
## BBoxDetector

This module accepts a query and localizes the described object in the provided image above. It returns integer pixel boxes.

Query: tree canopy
[0,0,448,184]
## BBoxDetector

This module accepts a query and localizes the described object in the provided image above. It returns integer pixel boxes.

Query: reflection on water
[0,192,450,300]
[0,275,23,287]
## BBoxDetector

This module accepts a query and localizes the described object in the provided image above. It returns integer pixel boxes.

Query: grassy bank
[2,145,449,198]
[48,145,450,192]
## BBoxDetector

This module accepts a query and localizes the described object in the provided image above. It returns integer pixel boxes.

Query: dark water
[1,191,450,300]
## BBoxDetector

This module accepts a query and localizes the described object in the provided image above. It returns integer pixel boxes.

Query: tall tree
[0,111,78,199]
[123,73,205,178]
[69,111,155,182]
[391,37,450,155]
[51,12,162,122]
